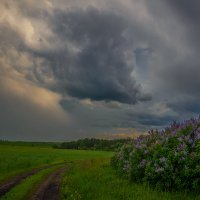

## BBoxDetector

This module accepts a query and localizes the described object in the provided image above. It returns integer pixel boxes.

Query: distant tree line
[56,138,131,151]
[0,140,59,148]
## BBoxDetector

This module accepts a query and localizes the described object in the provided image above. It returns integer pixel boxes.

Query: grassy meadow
[0,142,112,184]
[1,141,200,200]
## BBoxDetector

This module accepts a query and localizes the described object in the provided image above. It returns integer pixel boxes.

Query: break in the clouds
[0,0,200,141]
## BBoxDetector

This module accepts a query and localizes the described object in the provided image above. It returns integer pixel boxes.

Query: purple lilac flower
[114,117,200,184]
[180,143,186,150]
[123,161,130,172]
[160,157,166,163]
[184,135,190,142]
[183,150,187,155]
[181,156,185,161]
[139,159,146,168]
[178,137,182,142]
[176,146,180,151]
[154,162,158,167]
[155,167,164,173]
[196,133,200,140]
[190,152,195,158]
[144,150,149,154]
[172,130,177,136]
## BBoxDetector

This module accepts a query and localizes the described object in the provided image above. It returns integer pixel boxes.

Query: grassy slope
[0,144,112,183]
[61,158,200,200]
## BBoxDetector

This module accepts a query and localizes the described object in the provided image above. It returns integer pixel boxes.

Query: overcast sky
[0,0,200,141]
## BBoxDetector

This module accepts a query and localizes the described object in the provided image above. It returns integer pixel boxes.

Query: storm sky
[0,0,200,141]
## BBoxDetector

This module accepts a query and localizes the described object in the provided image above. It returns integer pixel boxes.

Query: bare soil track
[0,162,66,197]
[30,166,67,200]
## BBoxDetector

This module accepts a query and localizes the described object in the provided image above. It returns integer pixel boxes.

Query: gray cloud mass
[33,8,152,104]
[0,0,200,141]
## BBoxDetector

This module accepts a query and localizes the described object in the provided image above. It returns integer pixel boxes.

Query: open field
[0,142,200,200]
[0,142,112,200]
[0,143,112,184]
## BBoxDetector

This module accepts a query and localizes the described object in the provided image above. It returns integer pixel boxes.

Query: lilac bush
[111,117,200,191]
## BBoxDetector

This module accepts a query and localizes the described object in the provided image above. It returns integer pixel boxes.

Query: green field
[0,142,200,200]
[0,143,112,184]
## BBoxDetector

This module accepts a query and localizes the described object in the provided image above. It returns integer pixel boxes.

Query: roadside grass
[0,165,59,200]
[61,158,200,200]
[0,144,112,184]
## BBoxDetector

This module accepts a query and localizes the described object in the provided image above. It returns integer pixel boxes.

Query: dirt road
[30,167,67,200]
[0,162,66,198]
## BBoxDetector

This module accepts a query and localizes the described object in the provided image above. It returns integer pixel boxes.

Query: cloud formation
[0,0,200,140]
[30,7,152,104]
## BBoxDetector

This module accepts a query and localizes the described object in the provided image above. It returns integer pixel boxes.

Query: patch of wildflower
[111,117,200,191]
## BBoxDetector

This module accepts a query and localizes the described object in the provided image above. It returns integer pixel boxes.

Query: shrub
[111,117,200,191]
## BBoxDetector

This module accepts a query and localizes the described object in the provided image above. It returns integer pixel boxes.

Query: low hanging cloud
[1,1,152,104]
[30,8,152,104]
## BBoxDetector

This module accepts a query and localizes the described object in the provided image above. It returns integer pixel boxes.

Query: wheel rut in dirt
[30,166,67,200]
[0,162,66,197]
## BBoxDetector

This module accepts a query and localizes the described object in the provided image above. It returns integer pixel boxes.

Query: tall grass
[61,158,200,200]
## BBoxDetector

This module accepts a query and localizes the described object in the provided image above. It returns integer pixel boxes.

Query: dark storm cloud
[140,0,200,119]
[161,62,200,95]
[125,111,176,127]
[1,0,200,141]
[158,0,200,91]
[137,115,175,127]
[29,1,200,134]
[34,8,152,104]
[60,98,142,132]
[167,0,200,26]
[167,98,200,115]
[134,48,152,69]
